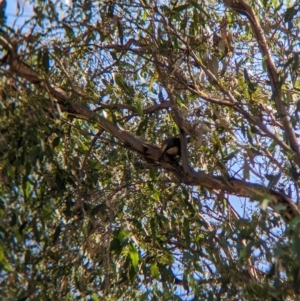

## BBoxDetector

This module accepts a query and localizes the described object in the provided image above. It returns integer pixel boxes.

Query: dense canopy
[1,0,300,300]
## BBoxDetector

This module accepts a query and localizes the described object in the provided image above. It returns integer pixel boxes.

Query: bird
[160,137,181,162]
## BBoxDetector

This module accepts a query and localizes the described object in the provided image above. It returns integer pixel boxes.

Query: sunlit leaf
[150,262,160,279]
[129,244,139,272]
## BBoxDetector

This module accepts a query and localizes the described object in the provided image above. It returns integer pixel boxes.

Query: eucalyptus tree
[1,0,300,300]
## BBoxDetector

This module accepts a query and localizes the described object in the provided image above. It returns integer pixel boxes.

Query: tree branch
[223,0,300,157]
[2,33,298,221]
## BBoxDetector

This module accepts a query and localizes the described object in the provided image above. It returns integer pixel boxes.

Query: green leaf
[274,204,287,212]
[150,217,157,241]
[91,293,99,301]
[121,237,129,247]
[25,181,31,198]
[140,291,150,301]
[142,10,147,21]
[108,149,118,165]
[160,253,174,265]
[247,127,253,145]
[243,160,250,180]
[289,216,300,228]
[173,4,191,12]
[0,247,4,262]
[3,261,13,272]
[52,224,61,244]
[135,101,143,116]
[223,149,240,162]
[293,267,300,294]
[52,137,60,147]
[183,217,190,247]
[115,75,134,97]
[293,233,300,259]
[129,244,139,271]
[261,198,271,211]
[117,20,123,45]
[63,24,74,39]
[284,6,297,23]
[150,262,160,279]
[42,49,49,73]
[153,190,159,201]
[10,213,17,227]
[110,238,122,254]
[182,273,189,292]
[191,1,203,10]
[292,53,299,71]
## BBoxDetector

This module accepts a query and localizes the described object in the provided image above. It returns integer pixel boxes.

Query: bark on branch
[223,0,300,158]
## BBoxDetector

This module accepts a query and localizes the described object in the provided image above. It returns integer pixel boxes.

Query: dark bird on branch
[160,137,181,162]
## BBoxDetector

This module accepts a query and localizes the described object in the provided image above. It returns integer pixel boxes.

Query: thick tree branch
[177,167,299,220]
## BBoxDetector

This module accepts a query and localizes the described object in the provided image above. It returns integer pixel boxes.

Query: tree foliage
[1,0,300,300]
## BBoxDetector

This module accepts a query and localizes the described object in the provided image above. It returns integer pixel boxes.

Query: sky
[6,0,32,27]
